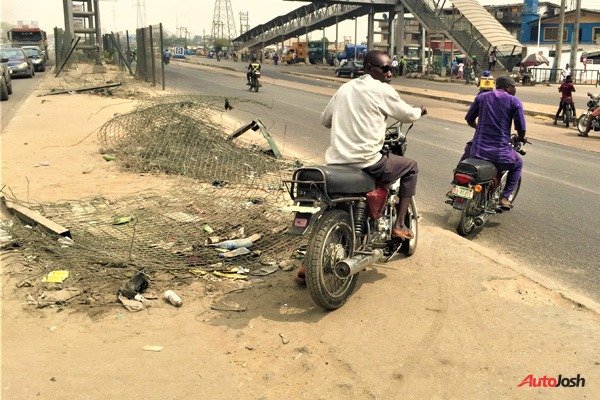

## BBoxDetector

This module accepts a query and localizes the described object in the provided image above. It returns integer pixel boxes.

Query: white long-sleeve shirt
[320,74,422,168]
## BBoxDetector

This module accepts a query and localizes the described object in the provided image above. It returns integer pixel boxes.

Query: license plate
[451,185,473,199]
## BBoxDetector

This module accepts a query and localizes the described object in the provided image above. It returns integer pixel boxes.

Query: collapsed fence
[1,94,305,305]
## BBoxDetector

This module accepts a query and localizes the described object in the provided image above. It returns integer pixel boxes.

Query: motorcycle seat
[293,165,376,195]
[456,158,497,183]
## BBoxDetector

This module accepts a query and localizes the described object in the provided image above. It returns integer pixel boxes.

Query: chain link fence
[135,24,165,89]
[2,94,305,308]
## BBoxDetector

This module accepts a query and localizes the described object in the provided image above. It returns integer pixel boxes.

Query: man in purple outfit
[462,75,526,209]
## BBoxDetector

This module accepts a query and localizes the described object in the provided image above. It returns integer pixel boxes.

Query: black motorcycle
[558,97,576,128]
[248,70,261,92]
[577,92,600,135]
[285,122,418,310]
[447,136,530,236]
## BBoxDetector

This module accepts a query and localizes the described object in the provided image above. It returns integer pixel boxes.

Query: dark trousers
[554,100,576,120]
[362,154,418,196]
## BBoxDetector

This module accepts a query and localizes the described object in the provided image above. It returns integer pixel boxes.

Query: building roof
[451,0,522,49]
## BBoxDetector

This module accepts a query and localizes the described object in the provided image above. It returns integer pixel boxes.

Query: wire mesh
[2,93,305,306]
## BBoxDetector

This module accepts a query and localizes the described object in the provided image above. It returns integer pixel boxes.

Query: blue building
[530,9,600,45]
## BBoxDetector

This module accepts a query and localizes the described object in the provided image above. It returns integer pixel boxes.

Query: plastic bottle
[212,233,262,250]
[164,290,182,307]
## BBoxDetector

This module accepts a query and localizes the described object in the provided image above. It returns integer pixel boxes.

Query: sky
[1,0,598,43]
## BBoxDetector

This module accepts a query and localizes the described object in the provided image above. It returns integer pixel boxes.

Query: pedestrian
[561,63,571,82]
[488,48,497,71]
[399,55,406,77]
[391,56,399,77]
[465,60,473,85]
[471,55,479,76]
[457,60,464,80]
[451,58,458,78]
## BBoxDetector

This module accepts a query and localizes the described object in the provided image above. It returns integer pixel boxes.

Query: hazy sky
[1,0,597,42]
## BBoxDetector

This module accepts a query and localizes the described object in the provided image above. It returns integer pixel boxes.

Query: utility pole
[552,0,566,83]
[569,0,581,75]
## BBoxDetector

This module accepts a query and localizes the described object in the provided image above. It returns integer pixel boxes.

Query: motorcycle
[561,97,575,128]
[577,92,600,135]
[285,122,419,310]
[447,135,529,236]
[248,70,261,92]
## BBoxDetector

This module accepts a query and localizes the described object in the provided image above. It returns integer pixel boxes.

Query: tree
[212,38,231,53]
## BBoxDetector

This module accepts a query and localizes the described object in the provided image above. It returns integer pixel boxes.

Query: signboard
[174,46,185,59]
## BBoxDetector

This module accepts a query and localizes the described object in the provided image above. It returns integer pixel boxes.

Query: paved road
[0,70,47,131]
[191,56,598,113]
[166,60,600,303]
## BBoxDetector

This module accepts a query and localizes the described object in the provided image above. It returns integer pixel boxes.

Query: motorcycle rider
[162,48,171,65]
[461,75,527,210]
[295,50,427,285]
[246,61,261,86]
[553,75,576,125]
[477,70,495,93]
[580,92,600,137]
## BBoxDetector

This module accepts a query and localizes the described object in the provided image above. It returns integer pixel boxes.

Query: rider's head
[565,75,573,83]
[364,50,392,84]
[495,75,516,96]
[482,70,491,77]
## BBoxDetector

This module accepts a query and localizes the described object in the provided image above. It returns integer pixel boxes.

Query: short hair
[364,50,387,66]
[495,75,516,89]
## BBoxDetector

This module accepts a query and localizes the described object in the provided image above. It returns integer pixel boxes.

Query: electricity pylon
[211,0,237,40]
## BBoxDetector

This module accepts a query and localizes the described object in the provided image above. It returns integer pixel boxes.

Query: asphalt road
[192,56,597,111]
[0,69,48,132]
[165,60,600,304]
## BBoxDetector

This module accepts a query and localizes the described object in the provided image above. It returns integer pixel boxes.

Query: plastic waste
[164,290,182,307]
[120,271,149,299]
[212,233,262,250]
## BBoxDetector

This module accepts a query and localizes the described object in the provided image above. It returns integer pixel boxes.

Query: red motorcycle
[577,93,600,135]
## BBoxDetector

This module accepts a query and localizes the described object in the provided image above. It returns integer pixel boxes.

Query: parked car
[22,46,46,72]
[334,60,364,78]
[0,48,35,78]
[0,57,13,101]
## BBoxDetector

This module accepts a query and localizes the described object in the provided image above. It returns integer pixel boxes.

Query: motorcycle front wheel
[305,209,357,310]
[577,114,590,134]
[400,197,418,256]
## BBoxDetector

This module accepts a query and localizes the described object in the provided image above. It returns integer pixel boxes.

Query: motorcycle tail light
[454,173,473,185]
[472,184,483,192]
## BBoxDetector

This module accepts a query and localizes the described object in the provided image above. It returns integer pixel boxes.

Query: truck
[7,25,48,61]
[284,42,308,64]
[335,44,368,62]
[307,39,329,64]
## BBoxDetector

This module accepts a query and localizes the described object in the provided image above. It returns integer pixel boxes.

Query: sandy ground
[1,69,599,400]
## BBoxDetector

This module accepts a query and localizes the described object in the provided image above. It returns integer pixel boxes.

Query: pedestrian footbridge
[233,0,522,70]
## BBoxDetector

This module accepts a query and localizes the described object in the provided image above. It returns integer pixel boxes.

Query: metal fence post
[159,23,165,90]
[149,25,156,86]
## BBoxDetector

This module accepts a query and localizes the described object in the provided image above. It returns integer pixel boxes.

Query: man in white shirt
[320,50,427,240]
[561,63,571,82]
[391,56,399,77]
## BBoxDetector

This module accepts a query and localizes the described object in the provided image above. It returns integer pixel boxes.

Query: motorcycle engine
[371,216,390,245]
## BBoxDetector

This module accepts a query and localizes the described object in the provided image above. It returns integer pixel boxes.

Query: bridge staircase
[401,0,522,71]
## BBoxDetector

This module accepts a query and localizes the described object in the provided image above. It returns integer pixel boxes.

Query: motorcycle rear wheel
[577,114,590,134]
[564,105,572,127]
[457,196,478,236]
[400,197,418,256]
[305,209,357,310]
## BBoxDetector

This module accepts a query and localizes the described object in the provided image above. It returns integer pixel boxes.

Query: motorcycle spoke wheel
[401,197,419,256]
[457,197,477,236]
[577,115,590,134]
[305,209,357,310]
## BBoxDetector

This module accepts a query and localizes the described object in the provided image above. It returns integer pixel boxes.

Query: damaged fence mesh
[2,94,305,304]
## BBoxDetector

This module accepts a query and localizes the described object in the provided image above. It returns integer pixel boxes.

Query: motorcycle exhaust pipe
[473,213,490,227]
[334,249,383,279]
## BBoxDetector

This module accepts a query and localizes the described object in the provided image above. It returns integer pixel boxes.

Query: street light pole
[537,14,541,46]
